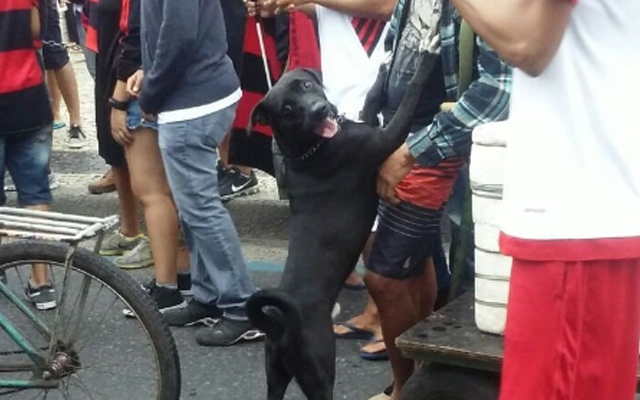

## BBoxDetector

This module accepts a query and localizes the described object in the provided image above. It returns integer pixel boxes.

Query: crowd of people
[1,0,638,400]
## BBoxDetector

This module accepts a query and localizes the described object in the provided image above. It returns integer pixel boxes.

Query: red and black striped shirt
[351,17,386,57]
[0,0,52,135]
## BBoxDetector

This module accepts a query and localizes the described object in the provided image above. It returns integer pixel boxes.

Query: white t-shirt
[316,6,389,121]
[500,0,640,259]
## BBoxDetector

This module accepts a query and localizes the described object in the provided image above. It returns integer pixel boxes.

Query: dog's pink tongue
[315,118,339,138]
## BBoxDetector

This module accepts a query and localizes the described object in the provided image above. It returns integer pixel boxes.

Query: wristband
[108,97,130,111]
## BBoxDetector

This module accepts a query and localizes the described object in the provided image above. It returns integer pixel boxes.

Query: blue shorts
[0,125,53,206]
[368,201,444,280]
[127,100,158,131]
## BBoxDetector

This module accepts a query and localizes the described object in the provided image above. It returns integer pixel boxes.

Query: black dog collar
[288,114,345,163]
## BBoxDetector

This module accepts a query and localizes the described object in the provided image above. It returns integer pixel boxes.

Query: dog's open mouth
[314,117,339,139]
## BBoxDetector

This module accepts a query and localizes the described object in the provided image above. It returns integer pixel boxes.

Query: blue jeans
[158,105,256,320]
[0,125,53,207]
[127,100,158,131]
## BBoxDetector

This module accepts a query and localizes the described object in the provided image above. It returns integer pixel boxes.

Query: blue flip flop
[360,339,388,361]
[53,121,66,130]
[334,322,375,340]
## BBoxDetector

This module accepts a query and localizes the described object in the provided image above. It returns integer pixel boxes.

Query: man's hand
[111,109,134,146]
[266,0,310,14]
[245,0,277,17]
[126,70,144,98]
[377,144,415,205]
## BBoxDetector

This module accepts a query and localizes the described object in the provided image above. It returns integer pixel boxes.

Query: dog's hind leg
[265,342,293,400]
[294,325,336,400]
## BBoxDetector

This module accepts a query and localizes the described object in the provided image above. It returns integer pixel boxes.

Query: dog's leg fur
[360,62,389,127]
[375,49,440,158]
[266,345,293,400]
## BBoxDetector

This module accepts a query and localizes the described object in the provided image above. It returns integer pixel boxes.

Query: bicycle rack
[0,207,119,251]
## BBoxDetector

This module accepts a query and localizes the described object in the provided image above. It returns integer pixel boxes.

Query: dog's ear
[302,69,323,85]
[247,101,269,135]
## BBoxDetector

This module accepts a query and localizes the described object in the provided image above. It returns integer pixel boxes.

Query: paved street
[1,52,392,400]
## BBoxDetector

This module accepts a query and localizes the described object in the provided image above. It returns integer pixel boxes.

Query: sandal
[360,338,388,361]
[343,281,367,291]
[333,321,374,340]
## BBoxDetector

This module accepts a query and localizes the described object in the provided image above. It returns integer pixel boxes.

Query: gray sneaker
[114,239,153,270]
[25,282,57,311]
[48,171,59,191]
[99,232,145,256]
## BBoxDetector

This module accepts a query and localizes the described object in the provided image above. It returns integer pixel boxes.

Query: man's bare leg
[26,204,52,286]
[366,258,438,400]
[46,70,62,123]
[52,62,81,126]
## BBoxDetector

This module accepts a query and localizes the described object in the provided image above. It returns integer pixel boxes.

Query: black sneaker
[177,274,192,296]
[24,282,57,311]
[123,281,186,318]
[219,167,259,202]
[195,317,264,347]
[67,124,86,149]
[0,271,7,285]
[140,277,192,297]
[163,299,222,327]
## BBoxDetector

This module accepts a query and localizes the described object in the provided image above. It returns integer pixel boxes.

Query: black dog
[246,48,438,400]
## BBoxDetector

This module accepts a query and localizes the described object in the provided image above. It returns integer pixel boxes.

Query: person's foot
[360,337,388,361]
[66,124,86,149]
[114,239,154,269]
[24,282,57,311]
[123,280,187,317]
[195,317,263,347]
[48,170,59,191]
[99,232,145,256]
[88,170,116,195]
[343,271,366,290]
[163,299,223,327]
[177,273,193,296]
[3,173,16,192]
[219,166,259,202]
[53,121,66,130]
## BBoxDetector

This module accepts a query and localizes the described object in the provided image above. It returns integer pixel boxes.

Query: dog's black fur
[246,51,438,400]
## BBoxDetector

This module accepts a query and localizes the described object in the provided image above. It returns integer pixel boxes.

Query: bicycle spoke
[72,293,119,354]
[69,375,105,400]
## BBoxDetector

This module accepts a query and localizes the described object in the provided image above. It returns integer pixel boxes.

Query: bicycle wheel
[0,241,180,399]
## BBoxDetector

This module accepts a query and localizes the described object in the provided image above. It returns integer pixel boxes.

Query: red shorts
[499,258,640,400]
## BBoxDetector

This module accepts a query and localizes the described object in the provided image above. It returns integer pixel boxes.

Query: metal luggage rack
[0,207,119,246]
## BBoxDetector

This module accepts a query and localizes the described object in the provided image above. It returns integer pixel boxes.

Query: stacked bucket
[470,122,511,335]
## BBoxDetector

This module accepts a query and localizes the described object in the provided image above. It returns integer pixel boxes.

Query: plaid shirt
[388,0,513,167]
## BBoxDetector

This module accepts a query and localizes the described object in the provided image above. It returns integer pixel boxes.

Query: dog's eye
[282,105,293,114]
[303,81,313,90]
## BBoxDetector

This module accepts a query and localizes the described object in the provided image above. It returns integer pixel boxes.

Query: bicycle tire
[0,240,181,400]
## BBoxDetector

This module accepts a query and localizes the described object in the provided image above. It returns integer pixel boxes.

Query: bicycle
[0,207,180,399]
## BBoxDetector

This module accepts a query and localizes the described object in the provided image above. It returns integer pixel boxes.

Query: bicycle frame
[0,279,57,389]
[0,208,118,391]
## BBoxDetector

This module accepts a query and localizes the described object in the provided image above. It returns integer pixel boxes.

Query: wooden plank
[398,291,640,384]
[397,292,503,371]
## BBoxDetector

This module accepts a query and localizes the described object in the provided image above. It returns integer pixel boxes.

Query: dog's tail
[246,289,303,340]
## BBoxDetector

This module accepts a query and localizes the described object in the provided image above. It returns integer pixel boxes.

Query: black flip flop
[334,322,375,340]
[343,282,367,291]
[360,339,389,361]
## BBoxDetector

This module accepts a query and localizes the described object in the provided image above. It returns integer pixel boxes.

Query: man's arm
[269,0,395,20]
[448,0,575,76]
[138,0,198,115]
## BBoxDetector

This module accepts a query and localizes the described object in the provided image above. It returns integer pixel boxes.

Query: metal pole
[255,17,273,90]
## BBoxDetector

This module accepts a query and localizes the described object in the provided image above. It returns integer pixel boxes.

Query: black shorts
[43,0,70,70]
[368,201,444,280]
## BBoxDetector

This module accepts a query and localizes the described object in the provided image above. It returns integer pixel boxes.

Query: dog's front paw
[419,32,441,55]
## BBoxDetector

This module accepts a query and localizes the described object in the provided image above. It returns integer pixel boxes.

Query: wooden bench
[396,291,640,400]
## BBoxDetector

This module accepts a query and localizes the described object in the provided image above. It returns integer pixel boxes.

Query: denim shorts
[127,100,158,131]
[0,125,53,206]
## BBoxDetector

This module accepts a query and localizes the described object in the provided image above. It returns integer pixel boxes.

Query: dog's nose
[310,102,329,116]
